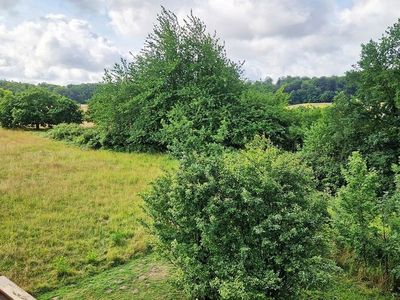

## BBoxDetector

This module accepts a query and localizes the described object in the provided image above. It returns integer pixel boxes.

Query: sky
[0,0,399,85]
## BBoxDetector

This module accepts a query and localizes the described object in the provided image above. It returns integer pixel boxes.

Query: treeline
[250,75,354,104]
[0,80,99,103]
[0,76,351,106]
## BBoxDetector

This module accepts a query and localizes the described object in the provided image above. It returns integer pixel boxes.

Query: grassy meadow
[0,128,175,295]
[0,128,395,299]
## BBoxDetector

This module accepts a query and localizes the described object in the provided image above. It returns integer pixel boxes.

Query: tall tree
[90,8,244,152]
[303,19,400,192]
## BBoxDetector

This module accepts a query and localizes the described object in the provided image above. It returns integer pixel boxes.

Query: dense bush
[143,139,334,299]
[0,87,82,129]
[47,123,102,149]
[228,87,298,151]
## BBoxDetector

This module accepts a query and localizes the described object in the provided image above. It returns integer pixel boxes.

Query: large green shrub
[90,8,243,152]
[143,140,334,299]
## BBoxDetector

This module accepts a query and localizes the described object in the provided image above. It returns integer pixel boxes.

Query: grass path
[0,128,174,295]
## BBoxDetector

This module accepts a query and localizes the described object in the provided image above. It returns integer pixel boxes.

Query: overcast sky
[0,0,399,85]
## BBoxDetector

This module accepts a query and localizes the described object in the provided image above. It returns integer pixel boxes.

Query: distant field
[80,104,89,112]
[288,102,332,108]
[0,128,175,295]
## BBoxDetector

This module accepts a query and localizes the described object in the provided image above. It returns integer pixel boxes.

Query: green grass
[38,253,185,300]
[0,128,175,295]
[41,260,392,300]
[302,276,395,300]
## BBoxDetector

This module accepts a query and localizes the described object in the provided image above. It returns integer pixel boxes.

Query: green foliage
[333,152,400,292]
[303,20,400,192]
[49,96,83,124]
[40,83,100,103]
[47,123,102,149]
[0,87,83,129]
[275,75,353,104]
[143,140,333,299]
[90,8,243,152]
[228,87,300,151]
[333,152,380,263]
[0,88,15,128]
[89,8,301,154]
[0,80,99,104]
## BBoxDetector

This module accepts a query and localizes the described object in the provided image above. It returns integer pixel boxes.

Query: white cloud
[0,14,121,84]
[105,0,400,80]
[0,0,19,10]
[1,0,400,83]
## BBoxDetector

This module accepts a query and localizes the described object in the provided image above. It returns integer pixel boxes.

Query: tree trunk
[36,123,39,130]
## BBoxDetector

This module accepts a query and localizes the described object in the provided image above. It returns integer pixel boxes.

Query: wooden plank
[0,277,36,300]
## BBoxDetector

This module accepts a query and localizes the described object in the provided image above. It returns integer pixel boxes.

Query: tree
[303,19,400,192]
[0,87,82,129]
[90,8,244,152]
[333,152,400,292]
[10,88,53,129]
[143,140,333,299]
[0,88,15,128]
[49,96,83,125]
[228,87,300,151]
[333,152,380,265]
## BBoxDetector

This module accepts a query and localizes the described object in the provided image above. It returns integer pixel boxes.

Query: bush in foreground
[144,139,335,299]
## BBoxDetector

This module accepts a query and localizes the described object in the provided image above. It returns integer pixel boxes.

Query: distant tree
[275,75,352,104]
[39,82,100,103]
[144,140,333,299]
[0,87,82,129]
[0,88,15,128]
[49,96,83,125]
[10,88,53,129]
